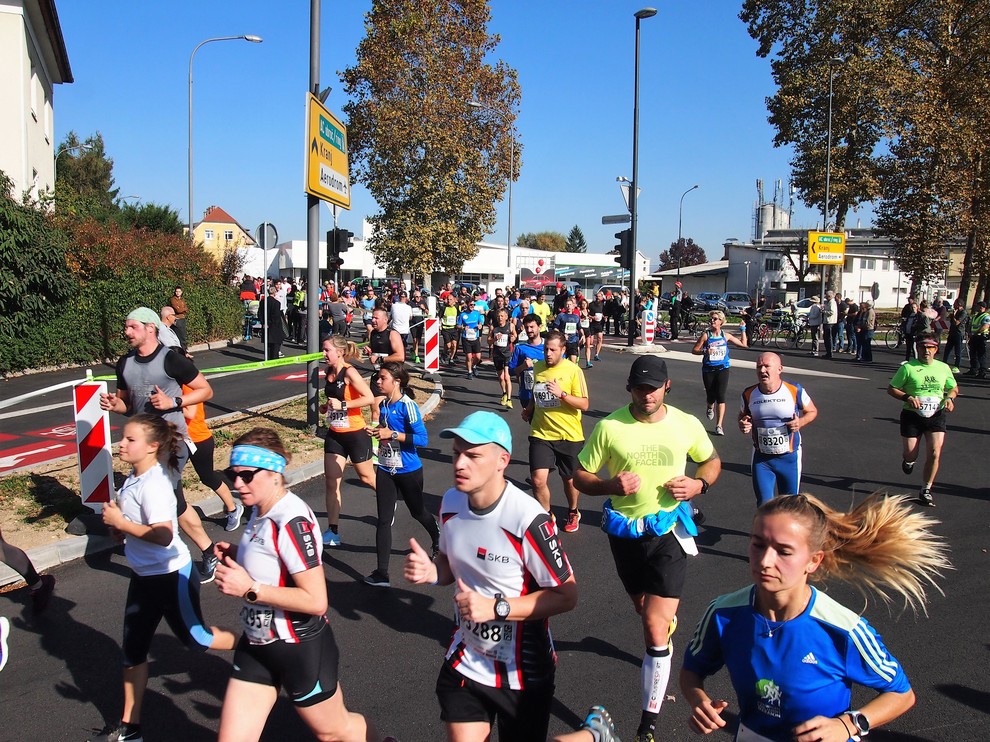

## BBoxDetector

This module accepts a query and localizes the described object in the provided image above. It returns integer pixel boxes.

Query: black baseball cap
[627,356,668,388]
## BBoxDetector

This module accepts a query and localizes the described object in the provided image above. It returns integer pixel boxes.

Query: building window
[205,229,215,240]
[843,257,853,273]
[881,259,890,271]
[224,230,234,241]
[764,258,781,272]
[861,258,875,270]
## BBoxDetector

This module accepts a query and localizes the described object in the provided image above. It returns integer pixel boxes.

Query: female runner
[681,493,949,741]
[320,335,377,547]
[489,307,516,408]
[213,428,387,742]
[363,362,440,587]
[692,310,747,435]
[99,414,235,742]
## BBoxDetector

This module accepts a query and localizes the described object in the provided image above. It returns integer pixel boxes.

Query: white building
[0,0,72,199]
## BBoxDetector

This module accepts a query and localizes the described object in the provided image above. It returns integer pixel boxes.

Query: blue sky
[53,1,858,263]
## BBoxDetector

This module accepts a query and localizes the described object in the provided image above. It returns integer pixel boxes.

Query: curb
[0,373,445,587]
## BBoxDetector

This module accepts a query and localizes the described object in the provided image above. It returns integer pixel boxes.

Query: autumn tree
[115,201,184,235]
[565,225,587,253]
[517,231,567,252]
[54,131,119,223]
[341,0,520,277]
[656,238,706,272]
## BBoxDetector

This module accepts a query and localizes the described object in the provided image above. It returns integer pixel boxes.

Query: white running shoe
[225,502,245,532]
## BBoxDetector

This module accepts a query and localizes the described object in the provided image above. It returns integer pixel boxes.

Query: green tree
[565,225,587,253]
[517,231,567,252]
[54,131,119,222]
[341,0,520,276]
[115,201,184,235]
[656,238,706,272]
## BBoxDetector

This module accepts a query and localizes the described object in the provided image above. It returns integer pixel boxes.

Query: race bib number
[365,311,375,321]
[240,604,275,645]
[757,426,790,455]
[707,344,727,362]
[564,321,578,336]
[593,312,603,322]
[464,327,478,341]
[495,332,509,347]
[454,606,514,663]
[377,440,402,469]
[327,408,350,431]
[914,395,942,418]
[411,307,424,317]
[580,318,590,329]
[533,382,560,408]
[442,314,456,327]
[523,369,535,390]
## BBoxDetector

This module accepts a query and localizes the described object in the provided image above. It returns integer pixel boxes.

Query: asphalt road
[1,340,988,741]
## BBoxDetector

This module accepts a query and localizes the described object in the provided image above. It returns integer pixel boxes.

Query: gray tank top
[120,347,189,436]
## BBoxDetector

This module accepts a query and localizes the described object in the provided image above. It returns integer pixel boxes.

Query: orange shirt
[182,384,212,443]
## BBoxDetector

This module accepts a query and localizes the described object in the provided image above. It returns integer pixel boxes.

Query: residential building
[192,204,257,261]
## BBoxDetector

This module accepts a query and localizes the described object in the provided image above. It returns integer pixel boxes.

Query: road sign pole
[306,0,322,432]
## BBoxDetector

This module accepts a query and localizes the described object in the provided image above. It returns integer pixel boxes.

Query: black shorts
[528,437,582,479]
[492,350,511,372]
[231,621,339,707]
[442,328,459,345]
[410,320,424,340]
[462,338,482,355]
[435,661,554,742]
[324,428,373,463]
[702,367,731,405]
[899,408,947,438]
[589,322,604,335]
[565,342,580,357]
[608,530,687,598]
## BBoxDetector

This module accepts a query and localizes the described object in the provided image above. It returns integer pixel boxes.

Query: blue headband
[229,445,286,474]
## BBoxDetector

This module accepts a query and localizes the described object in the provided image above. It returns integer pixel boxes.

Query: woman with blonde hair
[320,334,376,547]
[692,310,747,435]
[681,493,949,741]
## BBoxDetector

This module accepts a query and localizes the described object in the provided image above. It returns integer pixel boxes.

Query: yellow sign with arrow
[304,93,350,209]
[807,231,846,265]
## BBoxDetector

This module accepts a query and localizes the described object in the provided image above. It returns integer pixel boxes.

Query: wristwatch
[390,431,399,441]
[341,401,348,412]
[173,396,183,410]
[560,391,567,400]
[493,592,510,619]
[848,710,870,737]
[245,582,261,604]
[697,478,710,495]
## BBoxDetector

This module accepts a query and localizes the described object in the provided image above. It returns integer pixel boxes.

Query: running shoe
[200,554,219,584]
[0,616,9,673]
[31,574,56,614]
[563,509,581,533]
[918,488,935,507]
[692,507,706,527]
[587,361,594,368]
[594,354,601,361]
[506,398,513,409]
[714,425,724,436]
[902,459,915,475]
[364,570,391,587]
[706,406,714,420]
[634,732,656,742]
[89,722,144,741]
[581,705,621,742]
[951,366,960,374]
[414,355,421,363]
[224,502,245,532]
[500,394,508,407]
[323,530,341,547]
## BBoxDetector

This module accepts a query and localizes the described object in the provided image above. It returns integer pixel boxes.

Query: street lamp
[823,56,843,231]
[188,34,263,242]
[628,7,656,346]
[53,142,93,181]
[743,260,752,294]
[467,99,516,270]
[676,184,699,281]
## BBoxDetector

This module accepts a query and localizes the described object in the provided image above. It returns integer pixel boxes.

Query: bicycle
[773,315,810,351]
[883,325,905,350]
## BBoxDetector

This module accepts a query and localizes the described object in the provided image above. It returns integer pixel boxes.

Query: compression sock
[637,644,672,735]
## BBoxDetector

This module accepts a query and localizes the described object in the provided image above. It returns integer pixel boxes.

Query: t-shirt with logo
[741,381,812,456]
[530,359,588,442]
[682,586,910,740]
[236,492,326,645]
[889,359,957,417]
[439,482,573,690]
[459,310,483,341]
[508,341,545,407]
[553,311,582,344]
[578,403,713,521]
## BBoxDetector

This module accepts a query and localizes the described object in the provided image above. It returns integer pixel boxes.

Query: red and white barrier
[424,318,440,373]
[73,381,114,512]
[641,310,656,344]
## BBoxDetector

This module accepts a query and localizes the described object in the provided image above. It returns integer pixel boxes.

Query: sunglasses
[223,467,265,484]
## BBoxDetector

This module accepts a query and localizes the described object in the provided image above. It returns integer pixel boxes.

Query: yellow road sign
[305,93,350,208]
[807,231,846,265]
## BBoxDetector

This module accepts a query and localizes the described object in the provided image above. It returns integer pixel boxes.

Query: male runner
[98,307,220,581]
[738,352,818,505]
[531,290,552,331]
[508,314,546,410]
[458,300,485,378]
[553,297,584,364]
[523,330,589,533]
[573,356,721,742]
[887,332,958,506]
[404,411,577,742]
[440,293,460,366]
[409,289,430,363]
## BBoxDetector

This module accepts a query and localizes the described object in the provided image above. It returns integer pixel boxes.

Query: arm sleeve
[844,618,911,694]
[889,365,908,390]
[568,366,588,398]
[140,480,178,526]
[687,416,717,464]
[163,349,200,385]
[405,399,428,447]
[277,516,322,574]
[577,421,608,476]
[522,512,573,587]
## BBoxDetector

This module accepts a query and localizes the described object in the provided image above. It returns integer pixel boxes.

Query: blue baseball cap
[440,411,512,453]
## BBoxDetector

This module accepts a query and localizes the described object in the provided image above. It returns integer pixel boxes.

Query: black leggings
[374,468,439,574]
[702,367,730,405]
[188,436,225,492]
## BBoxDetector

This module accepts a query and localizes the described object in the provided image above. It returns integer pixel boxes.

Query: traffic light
[336,228,354,254]
[613,229,632,269]
[326,228,338,265]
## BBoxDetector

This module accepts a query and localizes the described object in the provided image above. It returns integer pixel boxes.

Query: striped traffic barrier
[424,318,440,373]
[641,310,656,344]
[73,376,113,512]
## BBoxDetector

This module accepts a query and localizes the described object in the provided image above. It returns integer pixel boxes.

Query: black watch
[174,396,183,410]
[390,431,399,441]
[493,592,510,619]
[245,582,261,604]
[697,478,710,495]
[848,710,870,737]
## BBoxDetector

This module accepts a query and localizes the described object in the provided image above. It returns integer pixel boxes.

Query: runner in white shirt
[405,411,577,742]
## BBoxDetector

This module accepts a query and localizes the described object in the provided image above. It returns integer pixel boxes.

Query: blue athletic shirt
[376,393,428,474]
[508,341,546,406]
[554,311,582,344]
[702,330,730,371]
[683,586,910,741]
[458,310,484,341]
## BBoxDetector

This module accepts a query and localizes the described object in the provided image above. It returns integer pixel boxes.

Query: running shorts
[899,408,947,438]
[528,437,582,479]
[608,530,686,599]
[324,428,373,463]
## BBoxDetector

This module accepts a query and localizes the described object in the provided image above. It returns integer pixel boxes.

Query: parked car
[658,292,674,310]
[695,292,728,312]
[592,283,627,298]
[722,292,753,315]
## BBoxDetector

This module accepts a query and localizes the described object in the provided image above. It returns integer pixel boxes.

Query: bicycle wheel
[756,323,771,347]
[772,326,790,349]
[883,327,899,350]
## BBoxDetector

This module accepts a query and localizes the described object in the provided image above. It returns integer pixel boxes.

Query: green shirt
[890,359,957,413]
